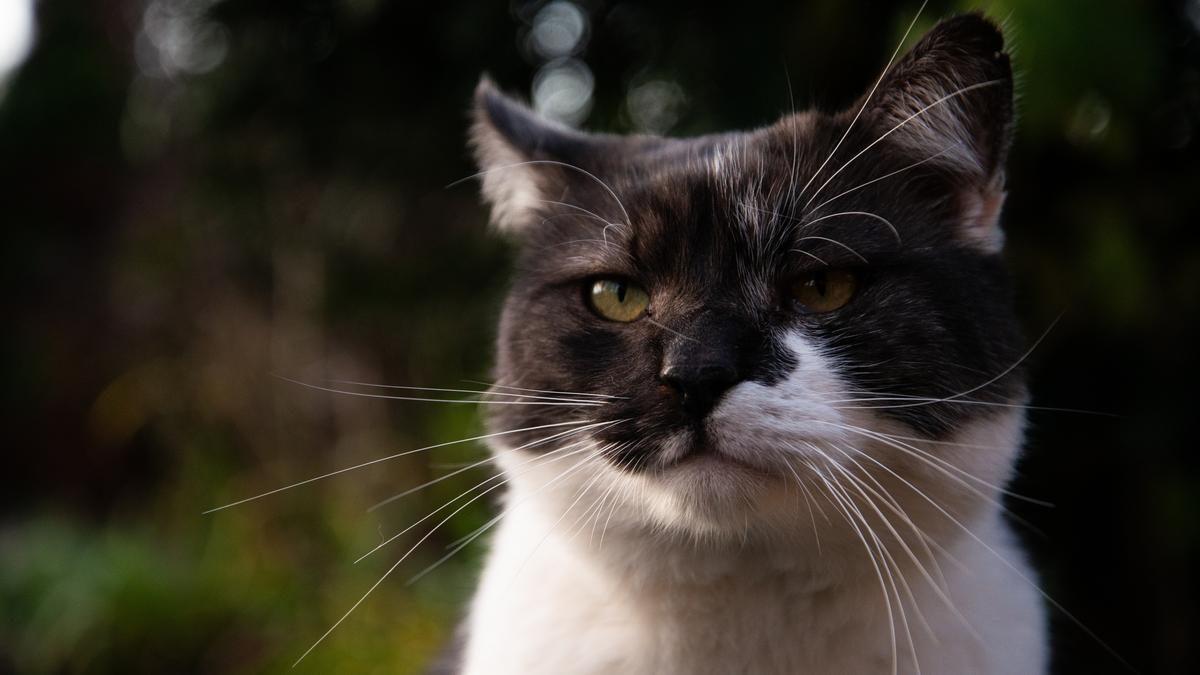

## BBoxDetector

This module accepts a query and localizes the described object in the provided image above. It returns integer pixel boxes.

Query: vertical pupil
[615,281,627,303]
[814,271,828,296]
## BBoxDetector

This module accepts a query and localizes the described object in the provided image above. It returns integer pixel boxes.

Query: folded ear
[470,78,599,233]
[867,13,1014,251]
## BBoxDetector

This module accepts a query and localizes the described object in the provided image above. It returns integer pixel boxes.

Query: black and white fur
[439,14,1046,675]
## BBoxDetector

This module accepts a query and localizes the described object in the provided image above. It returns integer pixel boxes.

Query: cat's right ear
[470,77,591,233]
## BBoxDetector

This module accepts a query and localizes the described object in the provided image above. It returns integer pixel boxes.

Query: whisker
[367,420,613,512]
[800,210,901,245]
[292,447,598,668]
[770,447,826,554]
[805,146,956,216]
[448,159,633,230]
[202,419,593,514]
[835,313,1064,413]
[824,443,981,643]
[831,394,1116,418]
[792,236,869,263]
[537,199,617,227]
[794,0,929,202]
[804,79,1005,207]
[503,444,622,585]
[328,379,610,403]
[463,380,625,400]
[599,452,649,551]
[646,318,704,346]
[792,248,829,266]
[358,421,625,561]
[809,461,900,675]
[825,463,927,666]
[406,442,609,586]
[814,419,1052,509]
[816,442,954,586]
[837,434,1135,671]
[274,376,604,406]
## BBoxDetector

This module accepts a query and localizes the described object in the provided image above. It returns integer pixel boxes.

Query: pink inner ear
[961,176,1007,253]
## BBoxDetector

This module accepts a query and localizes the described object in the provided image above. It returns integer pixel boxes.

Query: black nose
[660,362,740,419]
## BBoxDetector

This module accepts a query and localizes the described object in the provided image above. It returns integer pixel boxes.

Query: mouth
[667,431,772,476]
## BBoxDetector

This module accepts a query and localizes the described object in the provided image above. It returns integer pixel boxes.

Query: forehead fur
[514,112,968,279]
[472,13,1013,253]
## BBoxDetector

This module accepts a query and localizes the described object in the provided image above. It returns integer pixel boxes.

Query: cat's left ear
[471,77,616,234]
[867,13,1014,252]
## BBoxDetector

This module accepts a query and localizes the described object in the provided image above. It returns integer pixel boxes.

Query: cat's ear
[867,13,1014,252]
[471,77,596,233]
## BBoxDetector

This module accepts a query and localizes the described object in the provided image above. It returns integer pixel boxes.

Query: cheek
[487,317,651,450]
[558,327,630,384]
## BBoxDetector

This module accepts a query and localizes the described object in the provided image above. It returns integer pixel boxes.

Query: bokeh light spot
[0,0,36,83]
[139,0,229,78]
[533,58,594,127]
[626,79,686,134]
[529,1,588,60]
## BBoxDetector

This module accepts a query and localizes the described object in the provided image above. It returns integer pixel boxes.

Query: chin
[632,434,805,539]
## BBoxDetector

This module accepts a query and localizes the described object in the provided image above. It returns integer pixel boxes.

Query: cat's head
[471,14,1026,545]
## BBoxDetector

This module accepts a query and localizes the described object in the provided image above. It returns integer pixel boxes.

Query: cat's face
[473,15,1026,543]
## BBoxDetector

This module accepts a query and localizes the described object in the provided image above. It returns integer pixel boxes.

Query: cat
[438,12,1047,675]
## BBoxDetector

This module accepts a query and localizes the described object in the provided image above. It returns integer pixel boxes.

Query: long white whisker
[647,318,704,345]
[599,452,649,551]
[827,461,928,666]
[838,314,1063,413]
[809,459,899,675]
[792,248,829,266]
[463,380,625,400]
[202,419,595,513]
[537,199,617,227]
[800,210,901,244]
[792,236,869,263]
[448,159,632,229]
[806,146,956,215]
[840,434,1135,671]
[804,79,1004,207]
[357,420,625,562]
[814,442,953,591]
[831,395,1115,418]
[824,443,981,645]
[292,447,598,667]
[815,419,1051,511]
[274,376,604,406]
[794,0,929,201]
[772,448,825,554]
[406,442,608,586]
[328,380,610,403]
[367,420,610,512]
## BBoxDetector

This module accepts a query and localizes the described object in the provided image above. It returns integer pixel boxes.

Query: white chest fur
[460,496,1046,675]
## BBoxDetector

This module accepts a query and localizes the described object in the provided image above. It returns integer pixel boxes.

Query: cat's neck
[461,490,1044,675]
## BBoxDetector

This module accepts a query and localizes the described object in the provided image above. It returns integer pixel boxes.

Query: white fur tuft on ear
[470,109,548,233]
[469,78,585,234]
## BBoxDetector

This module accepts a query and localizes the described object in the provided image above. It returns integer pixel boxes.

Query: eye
[587,278,650,322]
[790,269,858,313]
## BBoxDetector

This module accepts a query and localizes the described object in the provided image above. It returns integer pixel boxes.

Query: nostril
[658,363,740,417]
[658,364,687,392]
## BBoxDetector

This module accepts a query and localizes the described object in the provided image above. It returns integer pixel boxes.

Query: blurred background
[1,0,1197,673]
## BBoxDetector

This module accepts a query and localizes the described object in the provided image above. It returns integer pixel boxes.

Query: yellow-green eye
[791,269,858,313]
[588,278,650,322]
